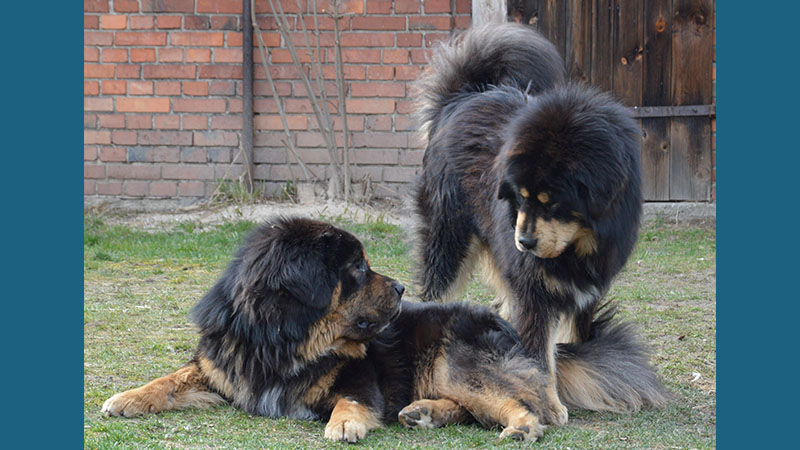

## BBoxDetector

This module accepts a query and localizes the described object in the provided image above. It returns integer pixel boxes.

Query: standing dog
[413,23,667,422]
[102,217,570,442]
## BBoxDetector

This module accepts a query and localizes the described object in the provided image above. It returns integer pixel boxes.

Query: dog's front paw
[541,392,569,426]
[102,388,165,418]
[324,417,369,443]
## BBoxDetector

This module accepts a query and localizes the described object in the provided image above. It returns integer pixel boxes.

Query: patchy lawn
[84,210,715,449]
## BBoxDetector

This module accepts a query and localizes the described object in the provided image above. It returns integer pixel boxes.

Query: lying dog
[102,217,565,442]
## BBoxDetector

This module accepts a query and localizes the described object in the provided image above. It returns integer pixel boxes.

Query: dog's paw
[543,396,569,426]
[324,417,369,443]
[499,423,545,442]
[398,403,436,429]
[102,389,165,418]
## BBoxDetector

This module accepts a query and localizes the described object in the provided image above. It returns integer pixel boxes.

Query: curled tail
[415,22,566,138]
[556,307,669,413]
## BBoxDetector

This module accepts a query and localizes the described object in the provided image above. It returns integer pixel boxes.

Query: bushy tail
[415,22,566,138]
[555,307,669,413]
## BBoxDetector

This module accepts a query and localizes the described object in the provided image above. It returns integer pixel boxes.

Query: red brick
[173,98,226,113]
[85,15,99,29]
[156,81,181,95]
[395,115,416,131]
[102,80,126,95]
[85,97,114,111]
[142,0,194,13]
[368,66,395,81]
[158,48,184,63]
[346,99,395,114]
[194,131,238,146]
[396,99,417,114]
[162,165,214,180]
[85,164,106,179]
[182,115,209,130]
[397,33,423,47]
[155,115,181,129]
[184,15,210,29]
[85,114,97,128]
[116,65,141,78]
[352,17,406,31]
[85,0,109,13]
[97,181,123,195]
[107,164,160,179]
[123,181,148,197]
[127,115,153,129]
[254,115,307,130]
[197,0,241,13]
[138,131,192,146]
[128,147,180,162]
[85,81,99,96]
[454,15,471,30]
[352,133,407,149]
[340,49,381,64]
[99,114,125,128]
[85,130,111,145]
[85,47,99,62]
[211,116,241,130]
[383,166,418,182]
[128,49,155,63]
[424,0,451,13]
[411,49,432,64]
[114,0,139,12]
[181,148,208,163]
[187,48,213,63]
[129,81,154,95]
[395,65,422,80]
[143,65,196,79]
[157,16,182,29]
[112,130,137,145]
[84,64,115,78]
[366,115,393,131]
[425,33,450,47]
[116,98,171,113]
[199,65,243,79]
[102,48,128,63]
[178,181,206,196]
[321,65,366,80]
[84,31,113,46]
[409,16,452,31]
[99,147,127,162]
[115,32,167,46]
[211,16,238,30]
[351,149,400,165]
[366,0,392,14]
[214,49,242,64]
[130,16,155,30]
[100,15,126,29]
[85,180,96,195]
[395,0,421,13]
[455,0,471,13]
[171,32,224,47]
[383,49,409,64]
[85,147,98,161]
[400,149,424,165]
[210,81,237,95]
[351,82,405,97]
[184,81,209,96]
[341,33,395,47]
[150,181,178,197]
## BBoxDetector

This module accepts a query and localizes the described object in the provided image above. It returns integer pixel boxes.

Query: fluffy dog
[102,217,568,442]
[413,23,668,421]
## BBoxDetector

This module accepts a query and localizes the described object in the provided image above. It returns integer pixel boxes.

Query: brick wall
[84,0,472,202]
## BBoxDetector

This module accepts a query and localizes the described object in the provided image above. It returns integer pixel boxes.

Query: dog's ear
[578,168,627,220]
[497,178,515,201]
[277,252,336,310]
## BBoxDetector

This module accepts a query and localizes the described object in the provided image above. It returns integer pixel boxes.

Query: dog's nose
[517,235,538,250]
[392,282,405,297]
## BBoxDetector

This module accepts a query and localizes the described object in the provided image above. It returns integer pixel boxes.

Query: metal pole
[242,0,255,193]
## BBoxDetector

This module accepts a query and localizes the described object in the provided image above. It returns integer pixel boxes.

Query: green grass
[84,212,716,449]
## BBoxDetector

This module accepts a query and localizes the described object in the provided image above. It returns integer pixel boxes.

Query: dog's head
[497,84,640,259]
[192,217,404,364]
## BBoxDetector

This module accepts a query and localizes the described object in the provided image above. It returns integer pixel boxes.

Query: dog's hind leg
[414,178,479,302]
[102,362,225,417]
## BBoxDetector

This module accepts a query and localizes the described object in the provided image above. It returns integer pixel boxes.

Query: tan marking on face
[519,187,530,198]
[513,211,528,252]
[324,397,382,443]
[297,282,367,362]
[532,218,581,258]
[537,192,549,204]
[573,227,597,257]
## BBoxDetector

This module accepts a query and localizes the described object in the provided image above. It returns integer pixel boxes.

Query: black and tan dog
[413,23,668,422]
[102,217,566,442]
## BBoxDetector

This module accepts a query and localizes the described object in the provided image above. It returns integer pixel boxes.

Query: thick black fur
[413,23,667,413]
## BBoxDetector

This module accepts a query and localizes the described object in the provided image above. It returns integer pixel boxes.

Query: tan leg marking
[102,363,225,418]
[323,397,381,443]
[398,398,470,429]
